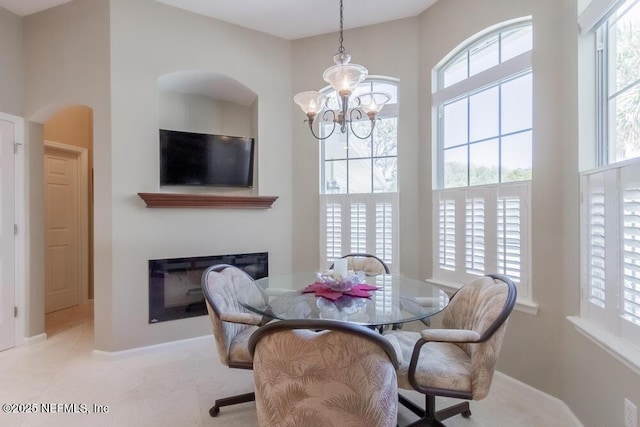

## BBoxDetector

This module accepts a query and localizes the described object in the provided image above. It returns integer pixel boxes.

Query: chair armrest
[419,328,481,343]
[220,312,265,325]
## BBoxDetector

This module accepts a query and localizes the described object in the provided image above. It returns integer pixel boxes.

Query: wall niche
[157,70,259,195]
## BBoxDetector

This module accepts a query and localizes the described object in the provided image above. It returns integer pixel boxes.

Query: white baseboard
[22,333,47,346]
[495,371,583,426]
[91,335,212,360]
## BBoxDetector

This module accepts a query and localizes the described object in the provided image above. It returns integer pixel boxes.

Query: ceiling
[0,0,437,40]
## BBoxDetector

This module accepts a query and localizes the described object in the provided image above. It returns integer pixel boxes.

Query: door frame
[0,112,25,347]
[44,140,89,305]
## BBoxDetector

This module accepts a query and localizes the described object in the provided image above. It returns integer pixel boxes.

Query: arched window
[319,78,399,271]
[432,19,533,300]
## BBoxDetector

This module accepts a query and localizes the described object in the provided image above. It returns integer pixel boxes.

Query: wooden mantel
[137,193,278,209]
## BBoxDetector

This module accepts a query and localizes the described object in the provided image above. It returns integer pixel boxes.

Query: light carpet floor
[0,304,580,427]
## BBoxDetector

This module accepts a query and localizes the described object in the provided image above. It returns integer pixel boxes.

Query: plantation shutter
[433,182,530,298]
[621,166,640,345]
[325,202,342,262]
[320,193,398,272]
[497,196,522,284]
[466,198,485,276]
[581,163,640,346]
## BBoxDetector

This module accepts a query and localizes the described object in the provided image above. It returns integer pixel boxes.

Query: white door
[44,147,80,313]
[0,118,16,351]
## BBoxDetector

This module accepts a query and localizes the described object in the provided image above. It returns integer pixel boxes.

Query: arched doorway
[42,106,94,317]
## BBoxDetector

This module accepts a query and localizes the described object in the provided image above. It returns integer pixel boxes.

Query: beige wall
[0,7,22,116]
[7,0,640,423]
[22,0,111,340]
[419,1,640,426]
[44,106,93,151]
[107,0,292,351]
[419,0,568,395]
[158,92,254,139]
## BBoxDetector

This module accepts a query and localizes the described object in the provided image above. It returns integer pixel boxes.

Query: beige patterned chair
[384,274,517,426]
[248,319,399,427]
[331,253,390,276]
[201,264,270,417]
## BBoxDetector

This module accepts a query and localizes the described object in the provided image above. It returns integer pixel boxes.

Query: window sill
[567,316,640,376]
[425,278,539,315]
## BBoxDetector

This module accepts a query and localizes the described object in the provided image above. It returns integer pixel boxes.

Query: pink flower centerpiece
[302,270,379,301]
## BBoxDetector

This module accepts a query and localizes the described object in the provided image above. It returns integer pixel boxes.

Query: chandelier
[293,0,391,140]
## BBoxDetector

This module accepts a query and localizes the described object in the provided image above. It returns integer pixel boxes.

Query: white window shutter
[321,200,342,268]
[375,202,394,265]
[433,182,530,299]
[587,175,606,309]
[497,196,522,284]
[320,193,398,272]
[439,198,456,272]
[350,203,367,254]
[620,166,640,345]
[622,186,640,326]
[581,164,640,347]
[465,198,485,276]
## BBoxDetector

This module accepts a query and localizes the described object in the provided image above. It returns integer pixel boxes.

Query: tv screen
[160,129,254,187]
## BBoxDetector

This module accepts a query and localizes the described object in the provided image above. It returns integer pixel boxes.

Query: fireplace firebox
[148,252,268,323]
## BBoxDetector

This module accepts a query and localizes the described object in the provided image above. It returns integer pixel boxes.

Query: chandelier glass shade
[294,0,390,140]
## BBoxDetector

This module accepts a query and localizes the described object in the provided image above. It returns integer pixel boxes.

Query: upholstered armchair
[331,253,390,276]
[200,264,269,417]
[248,319,399,427]
[384,274,517,426]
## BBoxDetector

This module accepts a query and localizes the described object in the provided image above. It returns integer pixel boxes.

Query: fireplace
[148,252,268,323]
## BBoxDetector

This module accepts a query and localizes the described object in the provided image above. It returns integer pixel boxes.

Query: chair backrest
[332,253,390,276]
[441,274,517,399]
[248,319,399,427]
[201,264,258,366]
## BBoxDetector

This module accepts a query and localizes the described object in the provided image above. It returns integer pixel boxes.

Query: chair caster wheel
[462,410,472,418]
[209,406,220,417]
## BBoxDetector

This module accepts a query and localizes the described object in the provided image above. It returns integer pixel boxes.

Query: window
[581,0,640,348]
[432,20,533,301]
[319,78,399,271]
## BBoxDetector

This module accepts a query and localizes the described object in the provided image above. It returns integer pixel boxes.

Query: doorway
[42,105,93,316]
[44,142,89,313]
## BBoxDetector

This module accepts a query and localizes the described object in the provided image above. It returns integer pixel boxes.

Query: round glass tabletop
[237,273,449,327]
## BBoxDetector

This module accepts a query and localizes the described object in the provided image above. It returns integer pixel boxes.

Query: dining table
[236,272,449,329]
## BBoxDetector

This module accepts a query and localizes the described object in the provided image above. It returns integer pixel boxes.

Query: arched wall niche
[158,70,257,137]
[157,70,259,194]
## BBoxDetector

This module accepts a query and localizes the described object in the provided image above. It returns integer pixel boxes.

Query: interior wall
[43,106,94,299]
[291,17,422,276]
[0,7,22,116]
[158,92,253,138]
[107,0,292,351]
[25,122,44,337]
[22,0,111,340]
[419,0,567,397]
[561,0,640,425]
[420,1,640,426]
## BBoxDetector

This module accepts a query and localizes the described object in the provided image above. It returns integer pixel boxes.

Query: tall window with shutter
[319,78,399,271]
[579,0,640,349]
[432,19,533,300]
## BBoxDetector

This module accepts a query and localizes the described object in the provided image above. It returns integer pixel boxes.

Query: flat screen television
[160,129,255,187]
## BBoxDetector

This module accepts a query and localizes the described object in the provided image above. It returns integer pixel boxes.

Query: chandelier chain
[338,0,345,53]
